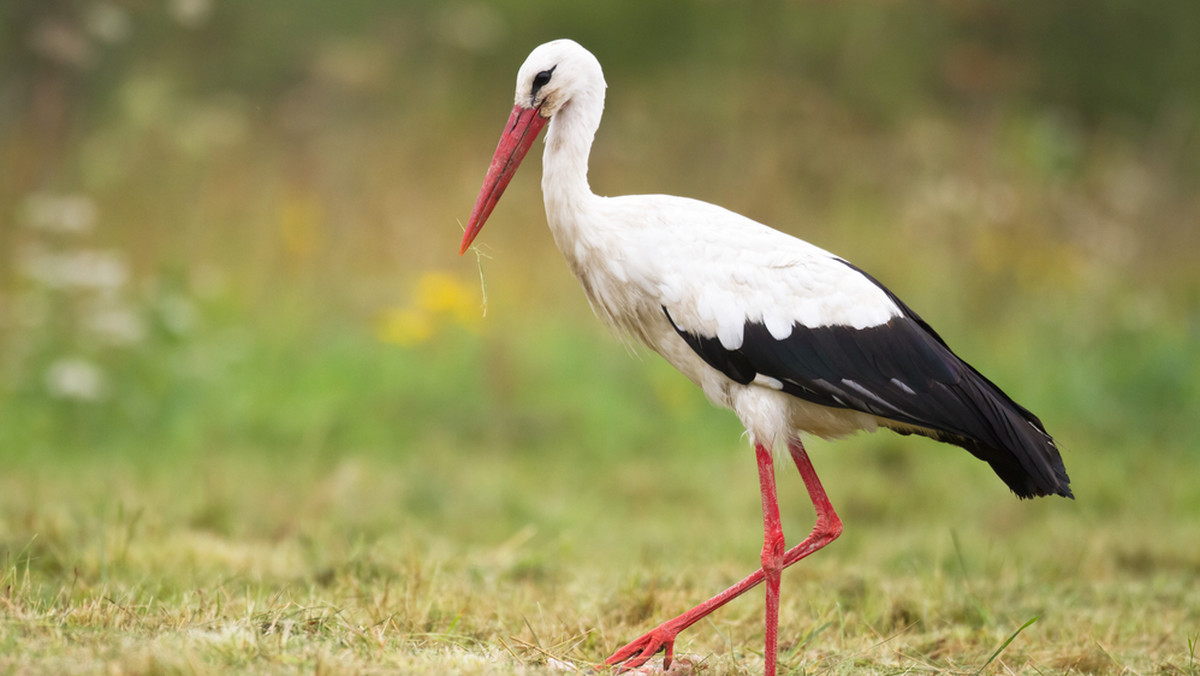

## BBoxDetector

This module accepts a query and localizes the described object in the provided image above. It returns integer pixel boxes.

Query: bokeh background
[2,1,1199,672]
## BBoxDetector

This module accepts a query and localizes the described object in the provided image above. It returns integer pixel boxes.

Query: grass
[3,310,1199,674]
[3,452,1199,675]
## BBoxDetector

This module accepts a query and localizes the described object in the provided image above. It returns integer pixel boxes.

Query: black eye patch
[531,67,556,98]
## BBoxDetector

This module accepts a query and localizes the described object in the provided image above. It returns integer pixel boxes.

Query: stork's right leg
[781,438,842,568]
[603,438,842,674]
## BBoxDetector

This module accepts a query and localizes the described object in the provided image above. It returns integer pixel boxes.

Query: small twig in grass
[1092,640,1118,669]
[506,634,575,669]
[522,613,543,650]
[458,219,491,317]
[867,618,920,651]
[557,630,595,661]
[474,250,490,318]
[972,615,1040,676]
[497,635,521,662]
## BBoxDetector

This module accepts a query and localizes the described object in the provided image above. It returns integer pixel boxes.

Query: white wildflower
[19,246,128,292]
[21,193,97,234]
[84,3,132,44]
[85,303,146,346]
[169,0,213,28]
[44,357,107,401]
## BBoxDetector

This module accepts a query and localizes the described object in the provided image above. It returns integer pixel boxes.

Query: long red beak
[459,104,549,255]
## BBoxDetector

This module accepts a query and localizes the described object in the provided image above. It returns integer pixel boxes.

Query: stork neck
[541,90,603,230]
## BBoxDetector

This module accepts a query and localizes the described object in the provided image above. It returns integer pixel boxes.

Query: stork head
[459,39,605,254]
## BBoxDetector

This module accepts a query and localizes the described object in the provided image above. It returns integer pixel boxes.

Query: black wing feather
[664,261,1072,500]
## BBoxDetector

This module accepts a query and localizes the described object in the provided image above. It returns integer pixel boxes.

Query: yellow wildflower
[416,271,479,325]
[376,307,435,347]
[377,272,481,347]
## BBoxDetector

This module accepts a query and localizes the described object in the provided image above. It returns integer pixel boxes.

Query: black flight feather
[664,261,1073,500]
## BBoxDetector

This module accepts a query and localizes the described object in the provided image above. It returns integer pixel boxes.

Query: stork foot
[603,654,699,675]
[603,620,685,673]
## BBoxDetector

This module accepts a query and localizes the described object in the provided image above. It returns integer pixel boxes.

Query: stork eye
[532,67,555,95]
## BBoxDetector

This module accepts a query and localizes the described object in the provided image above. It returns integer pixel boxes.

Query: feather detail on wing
[664,260,1072,500]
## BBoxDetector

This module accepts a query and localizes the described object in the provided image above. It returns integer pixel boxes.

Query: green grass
[3,309,1199,674]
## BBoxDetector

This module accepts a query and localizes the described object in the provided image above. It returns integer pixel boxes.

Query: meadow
[3,3,1199,674]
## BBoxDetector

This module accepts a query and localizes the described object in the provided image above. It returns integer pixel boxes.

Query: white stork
[459,39,1072,675]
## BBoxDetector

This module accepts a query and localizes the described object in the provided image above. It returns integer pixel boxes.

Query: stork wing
[664,260,1072,499]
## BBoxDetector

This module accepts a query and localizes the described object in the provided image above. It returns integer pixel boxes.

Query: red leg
[781,439,843,569]
[757,442,786,676]
[603,438,842,673]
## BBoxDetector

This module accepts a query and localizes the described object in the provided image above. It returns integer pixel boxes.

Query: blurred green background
[2,1,1199,672]
[4,0,1198,463]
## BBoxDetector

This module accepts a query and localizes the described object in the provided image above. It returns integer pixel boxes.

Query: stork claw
[602,622,681,673]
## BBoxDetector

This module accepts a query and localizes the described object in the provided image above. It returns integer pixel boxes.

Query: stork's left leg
[756,441,787,676]
[758,439,844,675]
[604,438,841,674]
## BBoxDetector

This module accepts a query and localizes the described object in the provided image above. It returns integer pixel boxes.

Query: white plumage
[460,39,1071,675]
[559,193,903,444]
[504,41,902,447]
